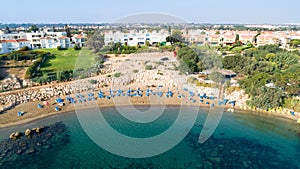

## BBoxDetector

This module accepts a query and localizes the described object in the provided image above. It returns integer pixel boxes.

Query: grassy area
[38,48,98,72]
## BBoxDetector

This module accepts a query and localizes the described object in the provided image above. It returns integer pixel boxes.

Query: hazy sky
[0,0,299,24]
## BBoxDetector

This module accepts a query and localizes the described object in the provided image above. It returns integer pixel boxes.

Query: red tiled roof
[0,39,29,43]
[75,35,84,39]
[4,39,17,43]
[59,36,69,39]
[16,39,29,42]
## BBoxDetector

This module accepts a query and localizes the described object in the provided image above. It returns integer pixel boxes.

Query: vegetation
[290,39,300,48]
[209,72,225,84]
[145,65,153,70]
[37,48,94,72]
[222,45,300,110]
[177,42,299,111]
[176,43,222,74]
[114,72,121,78]
[187,77,212,87]
[26,48,101,83]
[107,43,137,54]
[86,31,105,53]
[166,30,184,44]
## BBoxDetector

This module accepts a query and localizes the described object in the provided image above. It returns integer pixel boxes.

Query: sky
[0,0,299,24]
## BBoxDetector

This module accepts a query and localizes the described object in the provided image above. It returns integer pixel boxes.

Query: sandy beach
[0,53,299,129]
[0,86,299,129]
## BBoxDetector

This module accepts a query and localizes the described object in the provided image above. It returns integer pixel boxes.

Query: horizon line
[1,22,300,25]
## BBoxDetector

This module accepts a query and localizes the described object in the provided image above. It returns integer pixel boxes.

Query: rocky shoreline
[0,122,70,167]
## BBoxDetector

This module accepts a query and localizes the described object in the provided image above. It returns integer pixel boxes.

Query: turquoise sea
[0,106,300,169]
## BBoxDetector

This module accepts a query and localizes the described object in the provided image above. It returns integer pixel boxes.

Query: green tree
[273,52,298,70]
[166,30,184,44]
[145,40,150,47]
[209,72,225,84]
[30,25,39,32]
[5,26,11,34]
[86,31,105,53]
[290,39,300,48]
[64,24,71,38]
[248,86,285,110]
[235,34,240,42]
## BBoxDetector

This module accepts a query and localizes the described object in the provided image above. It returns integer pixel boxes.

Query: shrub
[57,46,67,51]
[132,70,139,73]
[74,45,81,50]
[114,72,121,78]
[89,79,97,84]
[145,65,153,70]
[19,46,30,51]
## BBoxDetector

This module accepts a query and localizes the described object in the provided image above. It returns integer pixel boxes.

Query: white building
[0,39,31,54]
[58,36,71,48]
[71,34,86,47]
[0,31,68,49]
[40,37,60,49]
[104,30,169,46]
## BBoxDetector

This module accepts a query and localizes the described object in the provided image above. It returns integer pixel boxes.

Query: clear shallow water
[0,106,300,169]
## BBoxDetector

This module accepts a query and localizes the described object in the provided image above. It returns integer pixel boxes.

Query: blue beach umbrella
[118,88,123,94]
[17,111,23,116]
[38,104,43,108]
[55,98,63,103]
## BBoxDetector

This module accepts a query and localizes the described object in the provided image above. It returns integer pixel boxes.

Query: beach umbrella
[127,88,132,96]
[137,88,142,94]
[38,104,43,108]
[189,91,194,97]
[43,101,49,106]
[55,107,60,112]
[56,98,63,103]
[98,91,104,98]
[117,88,123,94]
[17,111,23,116]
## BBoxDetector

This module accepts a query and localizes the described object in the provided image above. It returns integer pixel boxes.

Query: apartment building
[104,29,169,46]
[0,39,31,54]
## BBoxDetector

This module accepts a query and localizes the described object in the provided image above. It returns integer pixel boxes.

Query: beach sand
[0,53,299,128]
[0,86,299,129]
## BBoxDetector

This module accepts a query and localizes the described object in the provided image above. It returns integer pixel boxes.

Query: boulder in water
[25,129,32,136]
[36,127,44,133]
[14,132,22,138]
[9,132,22,140]
[9,133,16,140]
